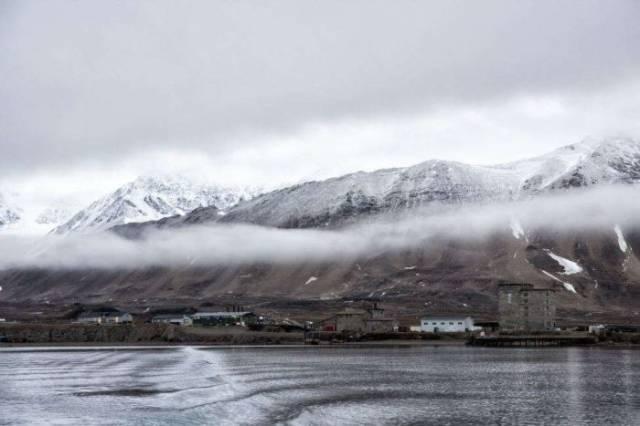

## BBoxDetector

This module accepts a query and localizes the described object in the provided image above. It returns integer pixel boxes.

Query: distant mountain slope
[140,137,640,230]
[0,192,72,235]
[0,193,21,228]
[3,224,640,320]
[54,176,260,234]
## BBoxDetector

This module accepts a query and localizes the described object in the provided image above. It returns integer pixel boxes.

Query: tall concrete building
[498,283,556,332]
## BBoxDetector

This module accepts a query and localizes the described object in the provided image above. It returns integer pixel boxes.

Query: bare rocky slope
[3,218,640,321]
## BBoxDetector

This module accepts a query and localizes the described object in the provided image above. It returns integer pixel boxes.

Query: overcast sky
[2,0,640,208]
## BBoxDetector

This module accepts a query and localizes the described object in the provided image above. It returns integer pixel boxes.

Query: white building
[420,316,477,333]
[77,311,133,325]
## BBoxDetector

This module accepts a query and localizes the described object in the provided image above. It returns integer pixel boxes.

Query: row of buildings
[319,303,397,333]
[75,310,258,327]
[74,282,557,334]
[419,283,557,333]
[320,283,557,335]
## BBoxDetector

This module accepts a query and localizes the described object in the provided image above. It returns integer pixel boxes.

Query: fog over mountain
[2,185,639,270]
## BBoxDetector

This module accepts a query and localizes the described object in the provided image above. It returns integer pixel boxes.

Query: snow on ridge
[545,250,583,275]
[224,138,640,228]
[542,270,577,294]
[304,276,318,285]
[614,225,629,253]
[53,175,259,234]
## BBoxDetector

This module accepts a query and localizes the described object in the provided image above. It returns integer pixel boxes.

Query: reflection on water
[0,346,639,425]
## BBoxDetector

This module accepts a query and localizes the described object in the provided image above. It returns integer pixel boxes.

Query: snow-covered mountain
[36,208,72,226]
[4,138,640,318]
[0,192,72,235]
[0,193,21,228]
[210,137,640,228]
[53,176,260,234]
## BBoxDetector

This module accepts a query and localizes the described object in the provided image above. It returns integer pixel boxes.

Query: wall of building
[420,317,473,333]
[365,319,395,333]
[335,313,366,332]
[498,284,528,331]
[498,284,555,332]
[524,290,555,331]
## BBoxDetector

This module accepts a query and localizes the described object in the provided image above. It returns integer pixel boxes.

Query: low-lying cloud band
[1,185,638,270]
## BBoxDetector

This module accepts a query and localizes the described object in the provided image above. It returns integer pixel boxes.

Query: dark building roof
[421,315,473,320]
[152,314,189,320]
[498,282,534,288]
[193,311,254,318]
[498,282,555,292]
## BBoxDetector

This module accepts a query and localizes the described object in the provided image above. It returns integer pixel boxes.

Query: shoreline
[2,340,639,352]
[0,339,466,351]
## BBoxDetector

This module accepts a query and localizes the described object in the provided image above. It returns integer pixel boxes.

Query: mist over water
[1,185,639,270]
[0,346,638,425]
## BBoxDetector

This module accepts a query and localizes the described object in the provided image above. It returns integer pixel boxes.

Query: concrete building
[420,316,477,333]
[152,314,193,326]
[498,283,556,332]
[321,304,396,333]
[333,308,367,332]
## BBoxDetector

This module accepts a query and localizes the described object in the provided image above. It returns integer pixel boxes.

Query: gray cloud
[2,185,638,269]
[2,0,640,172]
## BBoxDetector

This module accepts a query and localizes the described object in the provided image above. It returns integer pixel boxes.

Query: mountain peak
[53,175,261,234]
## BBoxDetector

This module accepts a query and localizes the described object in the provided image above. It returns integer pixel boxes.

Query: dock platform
[468,334,597,347]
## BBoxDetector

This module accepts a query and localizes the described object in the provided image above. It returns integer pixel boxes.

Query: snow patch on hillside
[510,218,525,240]
[542,270,577,294]
[545,250,583,275]
[614,225,628,253]
[304,276,318,285]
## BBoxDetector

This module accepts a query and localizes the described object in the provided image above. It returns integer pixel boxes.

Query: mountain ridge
[53,175,261,234]
[121,137,640,231]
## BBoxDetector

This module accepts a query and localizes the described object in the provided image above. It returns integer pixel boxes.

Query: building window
[458,322,463,325]
[507,293,512,304]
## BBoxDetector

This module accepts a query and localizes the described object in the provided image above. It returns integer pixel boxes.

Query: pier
[468,334,597,347]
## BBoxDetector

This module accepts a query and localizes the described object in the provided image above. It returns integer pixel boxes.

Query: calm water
[0,345,638,425]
